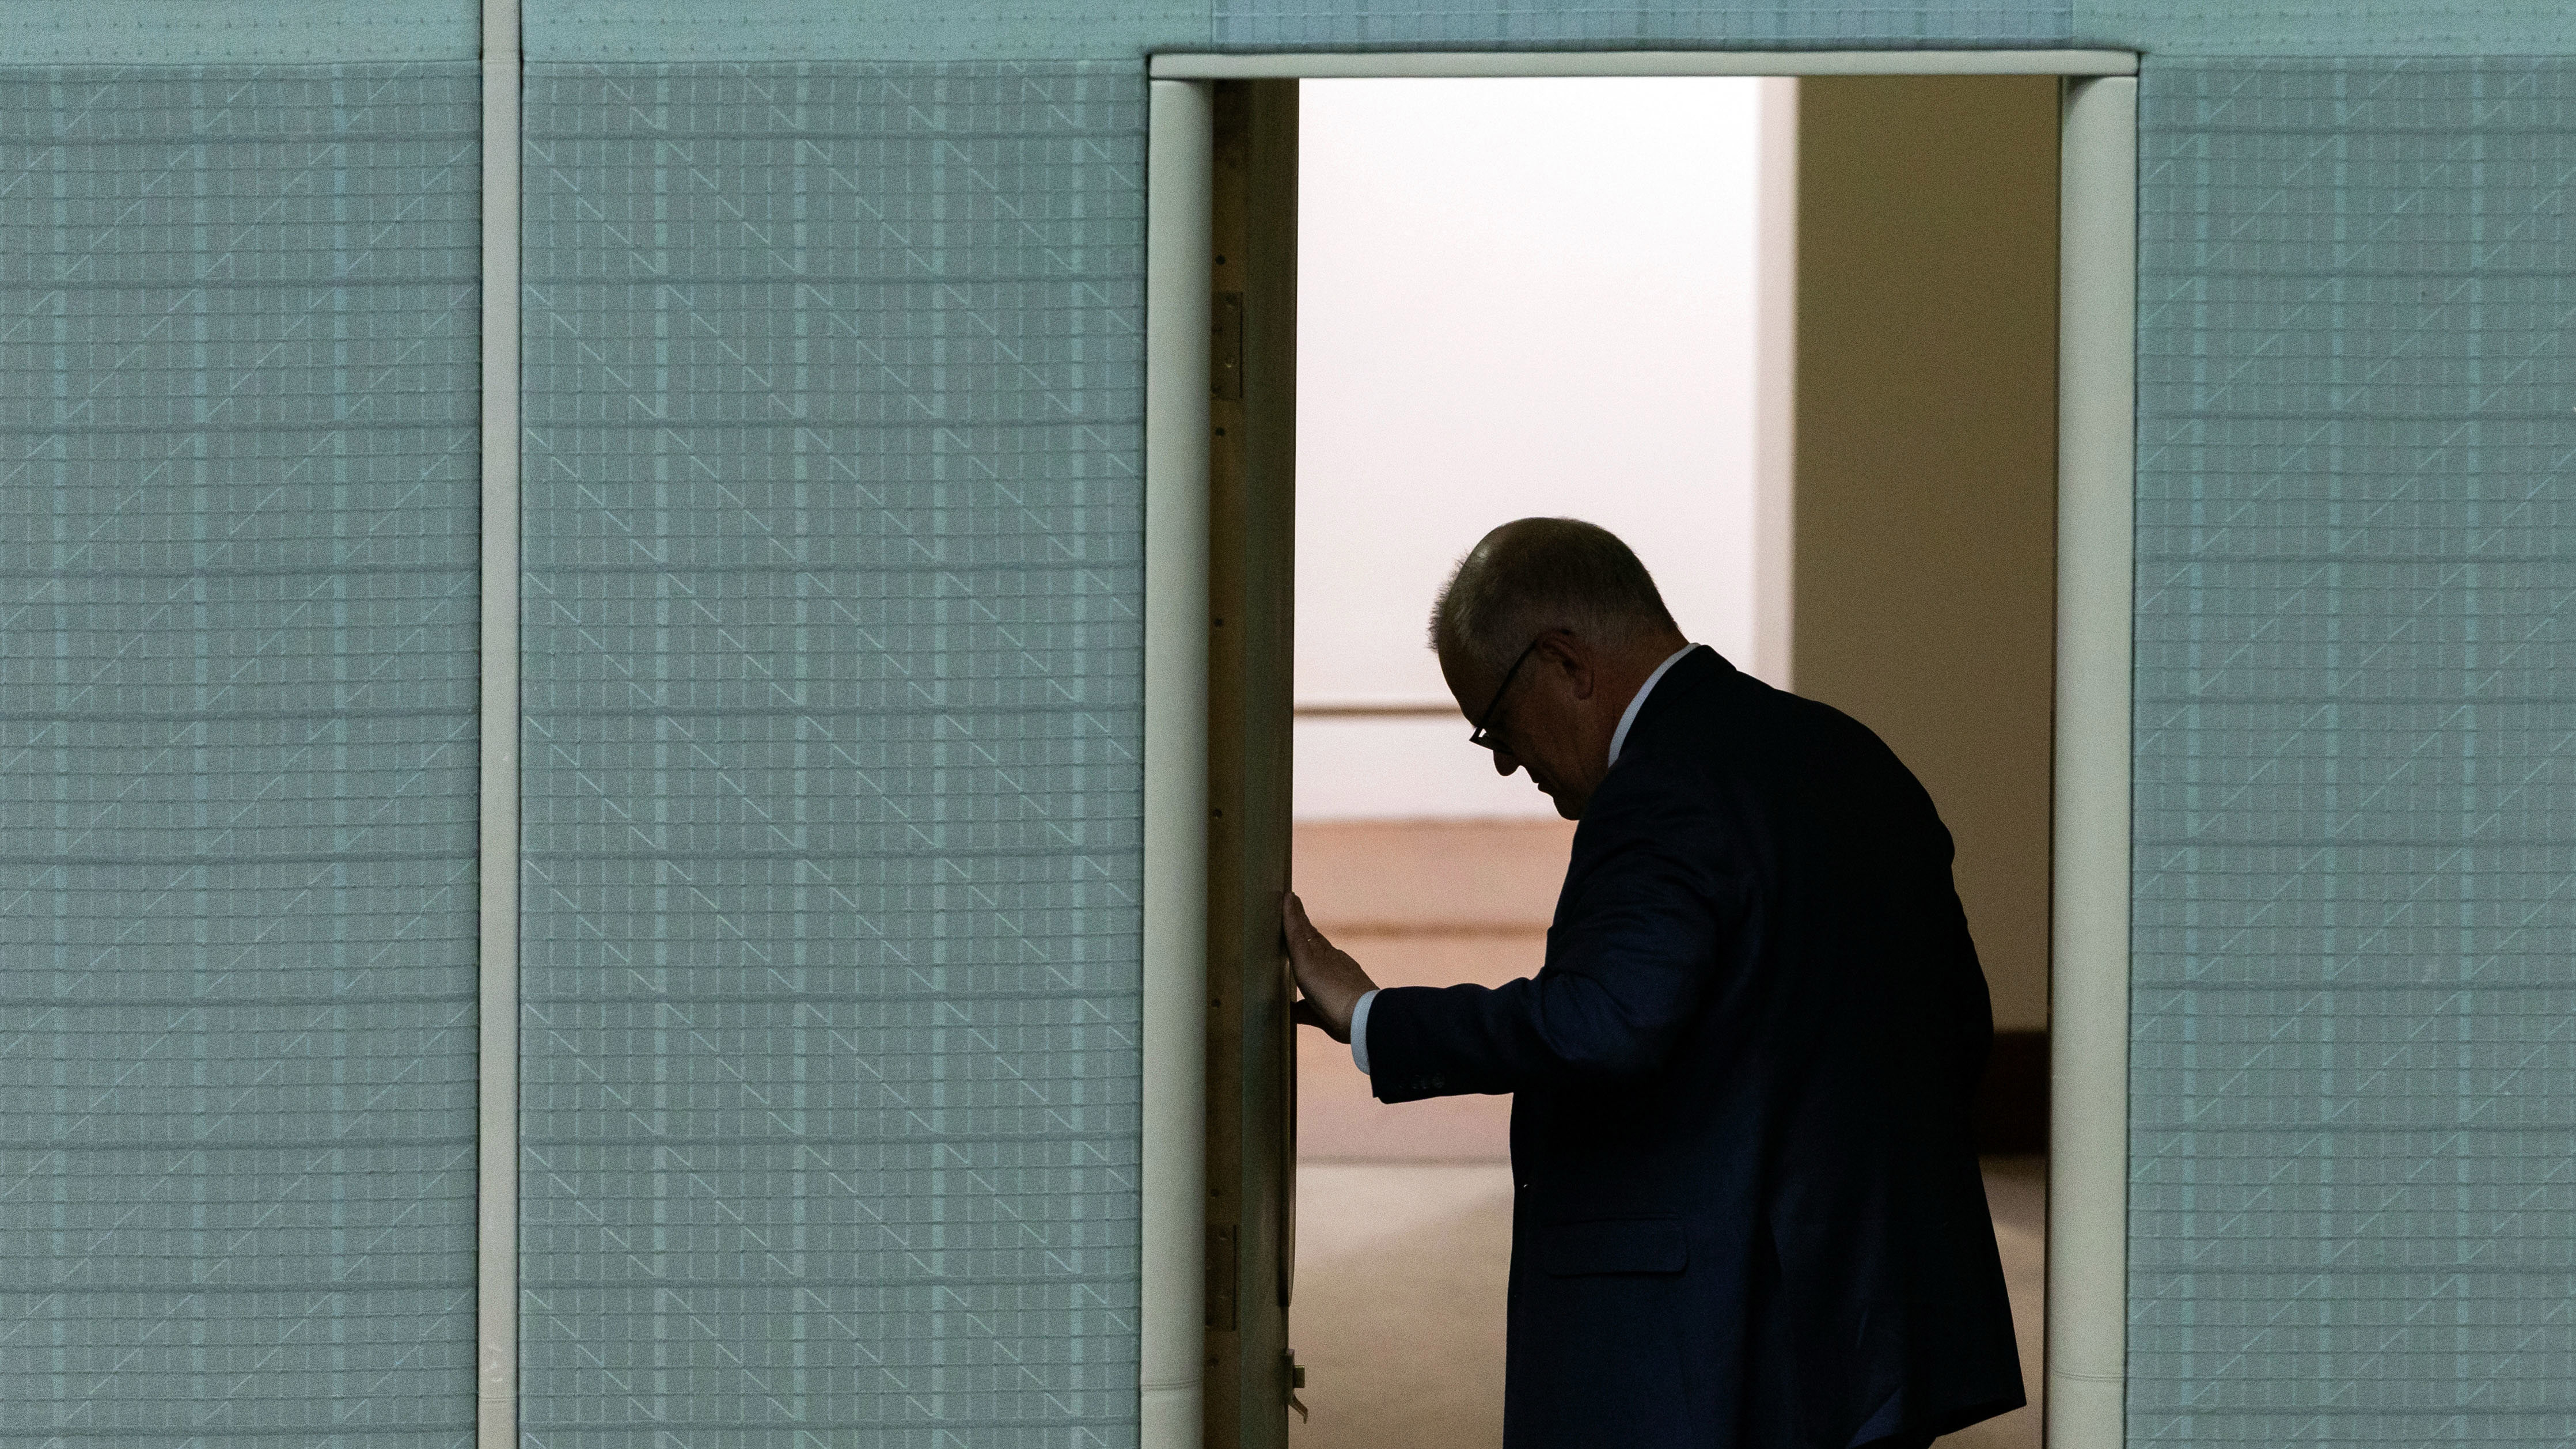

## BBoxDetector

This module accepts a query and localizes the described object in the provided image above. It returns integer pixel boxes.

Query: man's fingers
[1283,891,1333,953]
[1278,890,1372,1045]
[1289,997,1348,1044]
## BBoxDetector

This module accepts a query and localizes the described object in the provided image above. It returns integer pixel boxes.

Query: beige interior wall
[1793,76,2059,1034]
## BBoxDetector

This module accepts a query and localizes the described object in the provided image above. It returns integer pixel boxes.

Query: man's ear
[1539,630,1595,701]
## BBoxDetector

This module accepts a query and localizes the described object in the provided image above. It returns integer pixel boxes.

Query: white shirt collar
[1608,644,1697,769]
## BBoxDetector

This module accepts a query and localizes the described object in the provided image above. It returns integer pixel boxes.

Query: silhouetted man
[1286,517,2023,1449]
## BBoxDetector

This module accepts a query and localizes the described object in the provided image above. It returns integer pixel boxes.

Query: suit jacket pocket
[1537,1217,1687,1276]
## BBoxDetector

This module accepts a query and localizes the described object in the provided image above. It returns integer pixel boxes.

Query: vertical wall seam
[477,1,523,1444]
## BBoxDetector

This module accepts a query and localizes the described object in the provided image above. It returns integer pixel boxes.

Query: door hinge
[1284,1351,1308,1423]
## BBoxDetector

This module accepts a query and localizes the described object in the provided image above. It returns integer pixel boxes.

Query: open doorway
[1280,75,2055,1449]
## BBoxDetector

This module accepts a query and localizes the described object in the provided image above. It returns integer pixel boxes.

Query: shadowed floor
[1285,1157,2044,1449]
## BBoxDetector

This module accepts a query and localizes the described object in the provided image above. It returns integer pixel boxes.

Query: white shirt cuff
[1349,988,1379,1075]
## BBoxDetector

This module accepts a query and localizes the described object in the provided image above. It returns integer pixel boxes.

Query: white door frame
[1140,56,2138,1449]
[2048,69,2137,1449]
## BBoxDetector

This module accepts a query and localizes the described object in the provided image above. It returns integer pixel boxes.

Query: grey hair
[1428,517,1680,677]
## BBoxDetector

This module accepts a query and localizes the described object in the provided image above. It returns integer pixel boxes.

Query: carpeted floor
[1284,1156,2045,1449]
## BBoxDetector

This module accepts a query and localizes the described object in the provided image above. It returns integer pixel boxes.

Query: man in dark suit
[1286,517,2024,1449]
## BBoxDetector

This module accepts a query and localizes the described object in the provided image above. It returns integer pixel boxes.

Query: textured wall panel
[1211,0,2069,50]
[0,66,483,1442]
[518,0,2576,65]
[2081,1,2576,56]
[518,63,1146,1449]
[1,1,478,63]
[2132,58,2576,1445]
[525,0,1208,62]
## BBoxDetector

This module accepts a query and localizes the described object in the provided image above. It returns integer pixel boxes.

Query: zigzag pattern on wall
[2131,56,2576,1445]
[0,65,485,1439]
[515,62,1148,1448]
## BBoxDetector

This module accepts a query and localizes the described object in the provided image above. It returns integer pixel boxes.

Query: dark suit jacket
[1365,647,2024,1449]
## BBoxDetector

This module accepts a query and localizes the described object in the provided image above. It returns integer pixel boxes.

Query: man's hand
[1283,890,1376,1044]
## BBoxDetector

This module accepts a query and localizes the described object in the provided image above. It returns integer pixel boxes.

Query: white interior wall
[1293,77,1791,821]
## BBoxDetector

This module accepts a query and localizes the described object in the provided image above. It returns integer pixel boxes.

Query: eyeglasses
[1467,637,1542,751]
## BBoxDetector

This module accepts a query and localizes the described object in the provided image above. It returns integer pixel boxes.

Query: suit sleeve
[1363,821,1742,1102]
